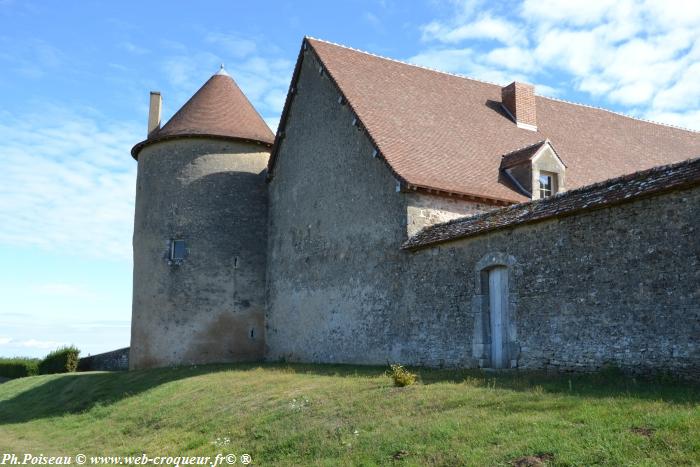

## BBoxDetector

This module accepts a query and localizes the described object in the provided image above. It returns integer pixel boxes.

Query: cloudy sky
[1,0,698,358]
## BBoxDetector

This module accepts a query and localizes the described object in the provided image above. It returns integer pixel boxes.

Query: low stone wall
[78,347,129,372]
[405,185,700,380]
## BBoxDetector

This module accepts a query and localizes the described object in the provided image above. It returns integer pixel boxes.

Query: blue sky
[1,0,699,358]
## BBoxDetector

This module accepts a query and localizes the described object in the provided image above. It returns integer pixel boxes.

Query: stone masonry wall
[267,44,699,379]
[131,138,269,369]
[266,47,418,364]
[407,187,700,379]
[405,192,496,237]
[78,347,129,372]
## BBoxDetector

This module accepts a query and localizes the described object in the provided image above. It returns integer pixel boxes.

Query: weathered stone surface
[130,138,269,369]
[405,192,495,237]
[266,45,700,379]
[78,347,129,371]
[409,187,700,379]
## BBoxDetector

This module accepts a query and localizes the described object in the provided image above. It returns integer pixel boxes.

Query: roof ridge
[539,94,700,134]
[304,36,504,88]
[305,36,700,135]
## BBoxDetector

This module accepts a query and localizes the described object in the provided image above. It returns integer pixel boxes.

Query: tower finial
[215,63,230,77]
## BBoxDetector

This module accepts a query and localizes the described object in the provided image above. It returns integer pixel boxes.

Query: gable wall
[266,48,481,365]
[405,192,496,237]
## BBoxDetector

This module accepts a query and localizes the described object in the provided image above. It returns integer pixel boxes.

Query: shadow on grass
[0,362,698,425]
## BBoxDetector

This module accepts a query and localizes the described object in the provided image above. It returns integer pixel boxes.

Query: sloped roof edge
[267,37,515,204]
[131,133,272,159]
[500,139,566,169]
[267,38,406,185]
[303,37,699,135]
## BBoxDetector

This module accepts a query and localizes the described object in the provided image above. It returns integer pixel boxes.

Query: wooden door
[489,267,508,369]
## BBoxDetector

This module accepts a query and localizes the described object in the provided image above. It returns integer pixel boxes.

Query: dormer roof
[500,140,565,169]
[132,68,274,159]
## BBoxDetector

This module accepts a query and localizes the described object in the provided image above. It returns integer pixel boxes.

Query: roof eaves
[131,133,273,160]
[403,156,700,251]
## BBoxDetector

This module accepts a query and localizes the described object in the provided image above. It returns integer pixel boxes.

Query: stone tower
[129,67,274,370]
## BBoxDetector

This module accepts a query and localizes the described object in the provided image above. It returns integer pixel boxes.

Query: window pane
[171,240,186,260]
[539,174,552,198]
[539,175,552,191]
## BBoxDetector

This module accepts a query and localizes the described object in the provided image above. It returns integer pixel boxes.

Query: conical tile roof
[132,69,274,158]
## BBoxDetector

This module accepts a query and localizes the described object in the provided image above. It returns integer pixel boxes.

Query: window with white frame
[538,172,556,198]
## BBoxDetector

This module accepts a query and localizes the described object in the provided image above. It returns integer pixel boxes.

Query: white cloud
[485,46,535,72]
[205,32,257,58]
[264,117,280,133]
[414,0,700,130]
[422,14,526,46]
[409,48,474,73]
[159,43,292,119]
[119,41,149,55]
[18,339,67,349]
[33,283,96,299]
[521,0,621,26]
[0,106,139,261]
[0,336,67,350]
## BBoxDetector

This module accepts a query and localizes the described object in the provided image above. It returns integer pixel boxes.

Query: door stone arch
[471,252,520,368]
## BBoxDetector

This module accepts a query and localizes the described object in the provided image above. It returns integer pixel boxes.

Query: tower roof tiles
[132,69,274,159]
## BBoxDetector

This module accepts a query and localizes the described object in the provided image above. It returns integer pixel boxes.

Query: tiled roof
[132,73,274,158]
[402,156,700,250]
[269,38,700,203]
[500,140,561,169]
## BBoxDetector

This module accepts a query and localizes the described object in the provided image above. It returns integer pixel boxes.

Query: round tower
[129,67,274,370]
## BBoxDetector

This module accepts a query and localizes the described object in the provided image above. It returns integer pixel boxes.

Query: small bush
[38,346,80,375]
[387,364,417,387]
[0,357,40,379]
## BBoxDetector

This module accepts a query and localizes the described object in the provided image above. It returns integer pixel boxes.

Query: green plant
[386,364,417,387]
[38,346,80,375]
[0,357,40,379]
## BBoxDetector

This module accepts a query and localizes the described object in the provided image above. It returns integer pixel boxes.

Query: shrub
[387,364,417,387]
[0,357,40,379]
[38,346,80,375]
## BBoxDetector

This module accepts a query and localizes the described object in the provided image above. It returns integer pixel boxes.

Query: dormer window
[500,140,566,201]
[539,172,555,198]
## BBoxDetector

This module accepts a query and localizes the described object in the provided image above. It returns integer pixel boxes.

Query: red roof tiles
[132,73,274,159]
[270,38,700,204]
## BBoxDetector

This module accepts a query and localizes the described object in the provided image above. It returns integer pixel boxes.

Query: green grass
[0,364,698,466]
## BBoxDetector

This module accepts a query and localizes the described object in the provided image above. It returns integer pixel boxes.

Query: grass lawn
[0,364,698,466]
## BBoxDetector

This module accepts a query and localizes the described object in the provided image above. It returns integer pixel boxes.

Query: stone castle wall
[130,138,269,369]
[266,44,700,378]
[79,347,129,372]
[406,187,699,379]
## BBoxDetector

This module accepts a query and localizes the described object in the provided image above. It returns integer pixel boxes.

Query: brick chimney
[147,91,162,137]
[501,82,537,131]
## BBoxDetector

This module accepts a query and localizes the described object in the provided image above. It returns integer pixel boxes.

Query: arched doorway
[472,253,518,369]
